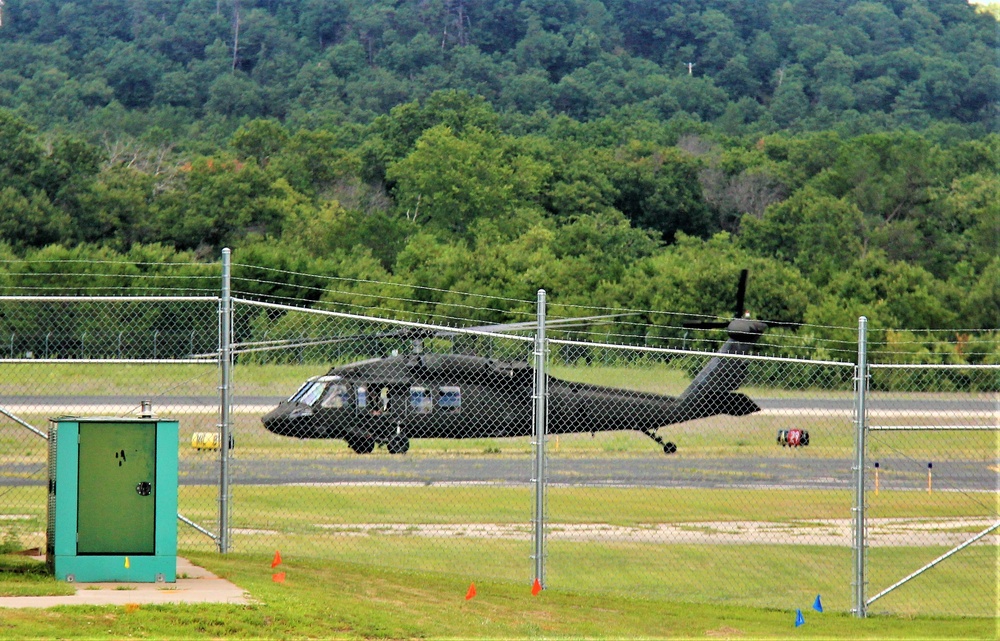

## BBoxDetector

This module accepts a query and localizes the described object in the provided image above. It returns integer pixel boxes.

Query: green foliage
[2,0,996,135]
[739,187,866,286]
[610,142,713,241]
[0,3,994,350]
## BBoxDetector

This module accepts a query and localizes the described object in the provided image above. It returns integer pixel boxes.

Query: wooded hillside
[0,0,996,360]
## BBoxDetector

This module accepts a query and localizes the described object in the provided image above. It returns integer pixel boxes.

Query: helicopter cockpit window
[299,382,327,407]
[356,386,367,413]
[287,380,313,403]
[321,384,351,409]
[409,386,433,414]
[438,386,461,413]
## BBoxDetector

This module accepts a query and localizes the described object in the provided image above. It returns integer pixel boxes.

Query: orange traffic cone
[465,583,477,600]
[271,550,282,568]
[531,578,542,596]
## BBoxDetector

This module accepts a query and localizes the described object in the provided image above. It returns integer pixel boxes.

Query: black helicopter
[261,271,783,455]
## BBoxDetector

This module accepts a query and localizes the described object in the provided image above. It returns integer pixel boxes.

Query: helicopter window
[287,380,313,403]
[438,386,461,413]
[356,386,367,411]
[409,386,433,414]
[299,382,327,407]
[321,384,351,409]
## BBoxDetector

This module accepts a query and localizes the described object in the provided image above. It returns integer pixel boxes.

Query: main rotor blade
[230,328,435,353]
[468,313,635,335]
[761,320,800,330]
[681,320,731,330]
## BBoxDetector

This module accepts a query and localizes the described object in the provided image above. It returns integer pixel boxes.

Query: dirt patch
[315,518,998,547]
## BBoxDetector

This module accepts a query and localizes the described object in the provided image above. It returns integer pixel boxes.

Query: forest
[0,0,996,364]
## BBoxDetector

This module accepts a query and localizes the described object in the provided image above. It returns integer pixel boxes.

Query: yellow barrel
[191,432,221,450]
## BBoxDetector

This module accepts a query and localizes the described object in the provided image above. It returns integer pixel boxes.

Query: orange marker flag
[271,550,282,568]
[531,578,542,596]
[272,572,286,583]
[465,583,476,600]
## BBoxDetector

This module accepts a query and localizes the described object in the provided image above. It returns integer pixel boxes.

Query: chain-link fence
[0,297,223,554]
[227,298,537,584]
[542,341,859,611]
[863,363,998,618]
[0,277,996,618]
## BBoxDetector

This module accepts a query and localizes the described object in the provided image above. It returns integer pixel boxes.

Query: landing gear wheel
[387,435,410,454]
[347,435,375,454]
[643,428,677,455]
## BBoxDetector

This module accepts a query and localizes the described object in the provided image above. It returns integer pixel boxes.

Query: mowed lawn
[0,552,996,639]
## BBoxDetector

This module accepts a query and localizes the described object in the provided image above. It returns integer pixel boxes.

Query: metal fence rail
[0,267,996,618]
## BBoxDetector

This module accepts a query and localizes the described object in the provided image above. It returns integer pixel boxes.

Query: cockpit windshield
[321,384,351,408]
[287,381,312,403]
[293,381,328,407]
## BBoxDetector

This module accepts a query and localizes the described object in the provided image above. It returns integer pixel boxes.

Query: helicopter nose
[262,408,293,436]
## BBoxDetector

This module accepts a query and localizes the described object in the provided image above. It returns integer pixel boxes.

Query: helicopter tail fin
[668,326,764,423]
[721,392,760,416]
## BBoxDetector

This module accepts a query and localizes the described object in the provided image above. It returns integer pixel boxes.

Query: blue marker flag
[795,609,805,627]
[813,594,824,613]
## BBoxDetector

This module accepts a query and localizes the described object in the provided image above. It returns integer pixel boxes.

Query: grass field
[1,361,996,625]
[0,552,996,639]
[8,483,994,616]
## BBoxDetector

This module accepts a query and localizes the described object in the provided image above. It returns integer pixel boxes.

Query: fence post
[852,316,868,617]
[532,289,547,590]
[219,248,233,553]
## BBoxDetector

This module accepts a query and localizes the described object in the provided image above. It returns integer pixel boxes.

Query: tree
[0,187,69,248]
[77,166,156,250]
[768,77,810,128]
[103,43,170,109]
[0,110,42,192]
[739,187,866,287]
[619,232,814,330]
[230,119,289,167]
[610,143,713,242]
[386,125,546,236]
[206,72,265,118]
[153,156,286,249]
[818,251,959,329]
[960,257,1000,331]
[361,90,500,183]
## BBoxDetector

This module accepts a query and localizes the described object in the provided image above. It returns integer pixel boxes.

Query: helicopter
[261,271,789,455]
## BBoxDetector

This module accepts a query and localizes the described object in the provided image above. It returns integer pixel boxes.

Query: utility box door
[77,422,156,554]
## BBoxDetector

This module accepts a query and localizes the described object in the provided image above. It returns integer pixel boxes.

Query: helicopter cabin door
[369,384,408,421]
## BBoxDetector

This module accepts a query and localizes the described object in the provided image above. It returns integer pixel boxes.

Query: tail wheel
[643,428,677,455]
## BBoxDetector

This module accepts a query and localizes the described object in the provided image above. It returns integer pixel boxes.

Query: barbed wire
[0,258,995,350]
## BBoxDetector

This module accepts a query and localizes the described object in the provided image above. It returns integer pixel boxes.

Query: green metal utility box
[46,417,178,583]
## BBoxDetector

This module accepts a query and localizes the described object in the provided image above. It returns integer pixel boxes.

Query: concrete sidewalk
[0,557,249,608]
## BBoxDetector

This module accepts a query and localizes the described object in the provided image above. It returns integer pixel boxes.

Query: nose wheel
[387,434,410,454]
[643,428,677,455]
